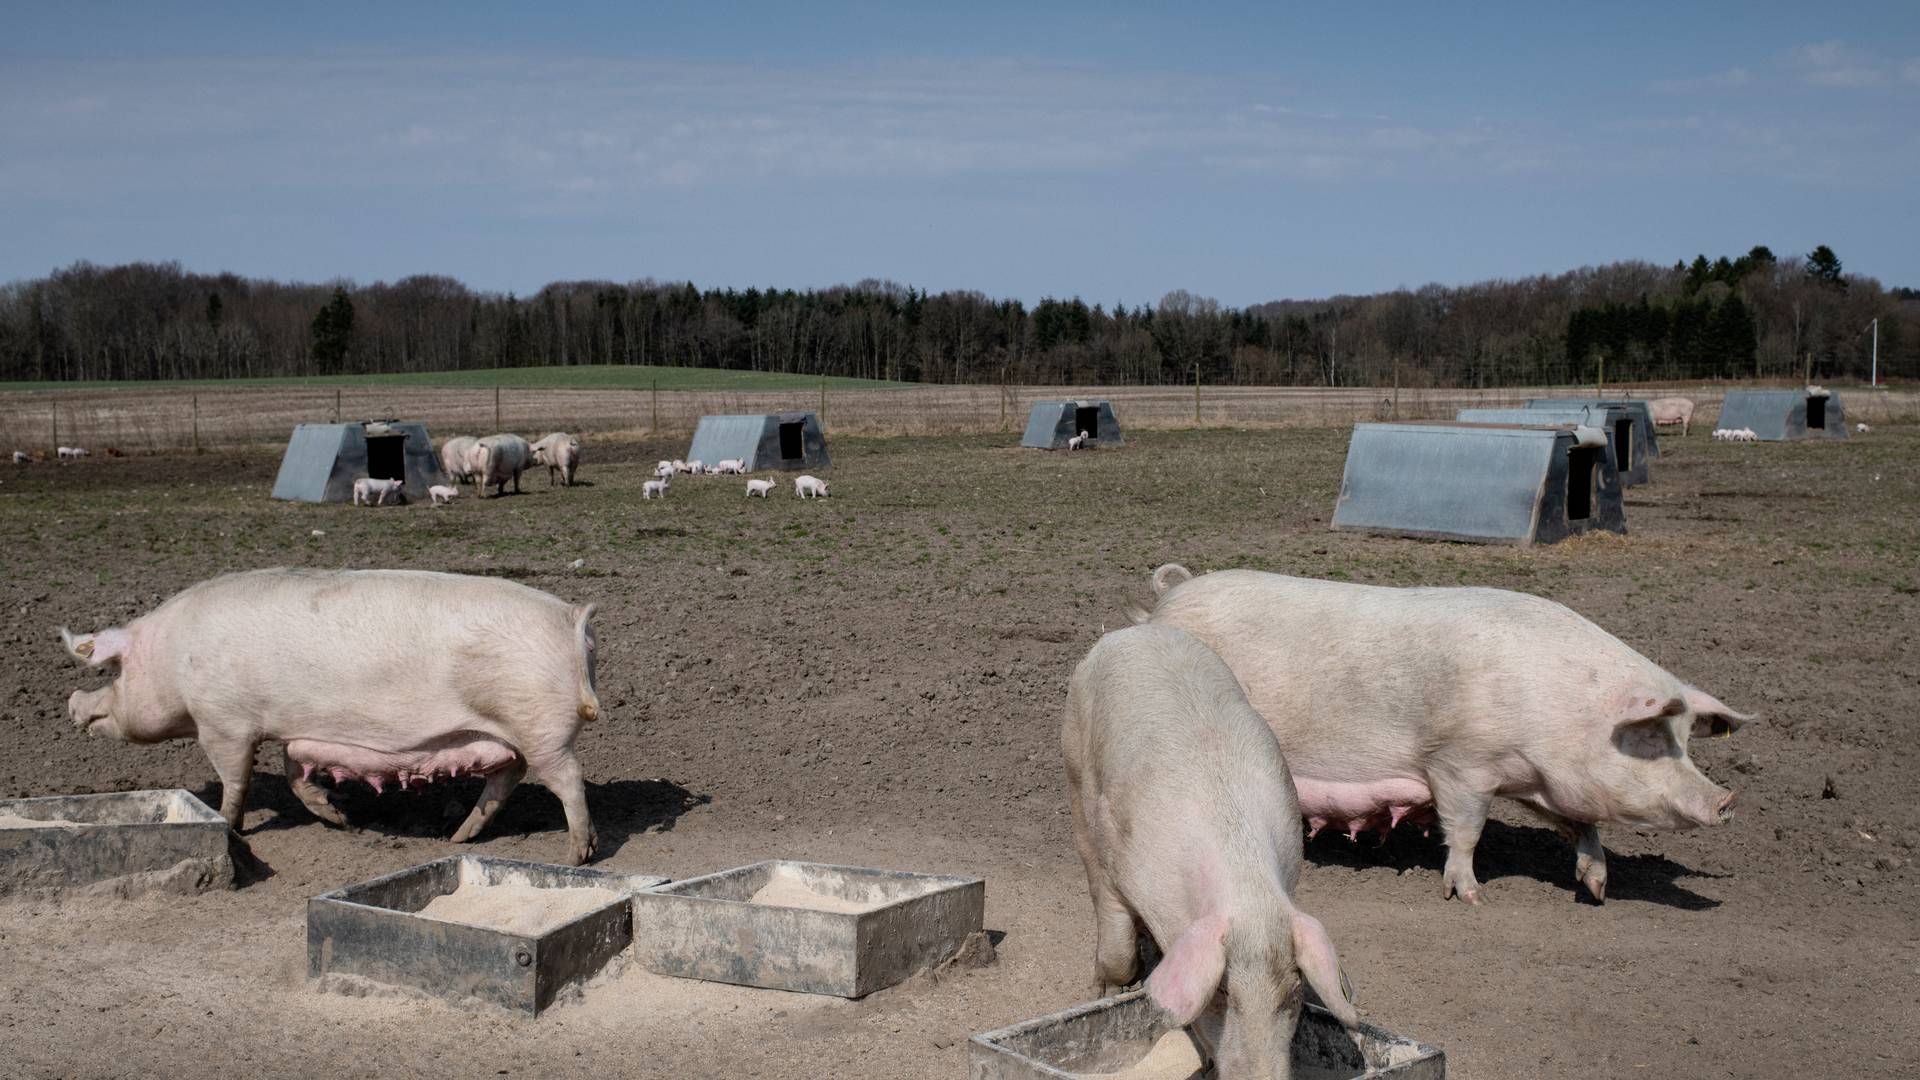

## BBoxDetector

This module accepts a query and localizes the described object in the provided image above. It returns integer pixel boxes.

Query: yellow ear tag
[75,640,95,658]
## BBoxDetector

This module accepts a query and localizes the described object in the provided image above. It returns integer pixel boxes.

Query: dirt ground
[1,422,1916,1079]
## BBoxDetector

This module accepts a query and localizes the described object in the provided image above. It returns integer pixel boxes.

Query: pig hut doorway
[1020,399,1125,449]
[684,411,831,471]
[269,420,449,504]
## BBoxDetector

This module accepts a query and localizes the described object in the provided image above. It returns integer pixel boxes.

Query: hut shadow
[1306,818,1725,910]
[220,773,710,861]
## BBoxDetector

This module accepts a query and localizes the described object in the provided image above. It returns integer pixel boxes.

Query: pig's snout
[1713,788,1739,825]
[1681,785,1739,829]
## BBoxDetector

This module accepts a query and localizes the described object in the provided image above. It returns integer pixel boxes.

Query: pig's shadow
[1306,820,1726,910]
[214,773,710,860]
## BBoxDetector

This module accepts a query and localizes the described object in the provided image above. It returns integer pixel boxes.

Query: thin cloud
[1650,67,1750,94]
[1790,40,1887,87]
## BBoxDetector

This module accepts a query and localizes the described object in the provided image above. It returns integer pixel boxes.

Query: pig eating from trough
[60,568,604,864]
[1065,623,1358,1078]
[1135,564,1751,904]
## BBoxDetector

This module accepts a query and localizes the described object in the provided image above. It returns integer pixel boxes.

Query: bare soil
[0,425,1916,1079]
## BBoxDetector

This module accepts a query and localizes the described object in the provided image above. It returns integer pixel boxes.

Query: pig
[10,451,26,464]
[642,477,669,499]
[1067,429,1090,450]
[1064,623,1358,1077]
[530,432,582,487]
[717,458,747,474]
[1856,423,1871,434]
[745,478,775,497]
[469,434,531,498]
[1134,564,1751,904]
[352,477,405,505]
[440,436,479,484]
[428,484,459,505]
[59,568,603,863]
[58,446,89,460]
[683,459,705,475]
[1647,396,1695,437]
[793,474,829,499]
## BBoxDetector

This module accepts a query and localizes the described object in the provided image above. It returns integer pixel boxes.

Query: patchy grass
[0,364,909,394]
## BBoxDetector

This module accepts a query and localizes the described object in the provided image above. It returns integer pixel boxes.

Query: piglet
[352,477,405,505]
[1065,623,1358,1078]
[793,474,829,499]
[746,478,775,498]
[428,484,459,505]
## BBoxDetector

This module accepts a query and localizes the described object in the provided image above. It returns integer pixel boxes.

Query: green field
[0,364,910,393]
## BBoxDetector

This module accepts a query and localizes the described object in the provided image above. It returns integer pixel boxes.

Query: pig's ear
[1145,913,1228,1025]
[1292,911,1358,1029]
[1684,686,1754,738]
[60,627,130,668]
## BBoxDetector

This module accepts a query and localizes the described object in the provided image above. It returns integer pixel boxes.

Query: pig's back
[147,569,578,742]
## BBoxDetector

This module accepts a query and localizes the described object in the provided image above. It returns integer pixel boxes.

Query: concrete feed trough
[0,789,232,897]
[630,860,985,998]
[1022,400,1124,449]
[969,988,1445,1079]
[271,419,448,503]
[1715,388,1848,441]
[1331,422,1626,546]
[307,855,668,1015]
[1454,405,1648,486]
[1525,398,1661,459]
[685,411,831,471]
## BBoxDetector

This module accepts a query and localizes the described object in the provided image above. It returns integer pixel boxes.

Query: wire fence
[2,380,1915,454]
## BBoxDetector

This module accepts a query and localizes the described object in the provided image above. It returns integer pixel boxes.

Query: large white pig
[1065,624,1357,1078]
[60,569,603,864]
[530,432,581,487]
[469,434,531,498]
[1136,565,1751,904]
[1647,396,1695,437]
[440,436,478,484]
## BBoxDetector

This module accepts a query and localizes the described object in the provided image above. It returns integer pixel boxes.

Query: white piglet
[746,479,775,498]
[1065,624,1359,1077]
[352,477,405,505]
[793,474,829,499]
[428,484,459,506]
[642,477,669,499]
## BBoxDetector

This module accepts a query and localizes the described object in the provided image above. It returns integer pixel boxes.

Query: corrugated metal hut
[1454,405,1648,486]
[270,420,446,503]
[1525,398,1661,460]
[1331,421,1626,545]
[1715,388,1847,441]
[1021,400,1123,449]
[685,411,831,471]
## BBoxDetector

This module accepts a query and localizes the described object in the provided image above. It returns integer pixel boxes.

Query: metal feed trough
[1715,388,1848,441]
[630,860,985,998]
[1332,422,1626,546]
[1454,405,1649,486]
[969,988,1445,1079]
[1022,400,1124,449]
[1525,398,1661,459]
[307,855,668,1014]
[0,789,232,897]
[685,411,831,471]
[271,419,448,503]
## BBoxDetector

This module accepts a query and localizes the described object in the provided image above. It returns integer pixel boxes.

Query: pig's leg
[201,730,259,831]
[1432,781,1492,904]
[532,750,596,865]
[1068,788,1139,994]
[1573,824,1607,901]
[282,745,348,828]
[450,758,527,845]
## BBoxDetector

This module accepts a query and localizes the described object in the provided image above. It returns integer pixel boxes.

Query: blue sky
[3,2,1916,306]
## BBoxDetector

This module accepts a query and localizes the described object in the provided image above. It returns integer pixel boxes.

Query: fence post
[192,394,200,453]
[820,376,827,422]
[51,403,57,450]
[333,388,341,423]
[494,386,502,429]
[1193,365,1201,427]
[652,379,659,432]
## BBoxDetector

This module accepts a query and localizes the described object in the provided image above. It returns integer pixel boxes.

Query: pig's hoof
[1579,870,1607,903]
[568,832,598,866]
[1443,872,1484,905]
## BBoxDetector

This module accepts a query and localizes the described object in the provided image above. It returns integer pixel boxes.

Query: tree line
[0,245,1908,387]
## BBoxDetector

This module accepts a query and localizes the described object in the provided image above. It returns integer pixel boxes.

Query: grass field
[0,364,910,393]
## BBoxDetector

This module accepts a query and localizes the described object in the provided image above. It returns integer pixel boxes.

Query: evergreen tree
[1806,245,1846,290]
[309,286,354,374]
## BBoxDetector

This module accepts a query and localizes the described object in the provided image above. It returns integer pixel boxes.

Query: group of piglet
[1711,427,1759,442]
[346,431,583,508]
[1064,563,1749,1075]
[643,456,828,501]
